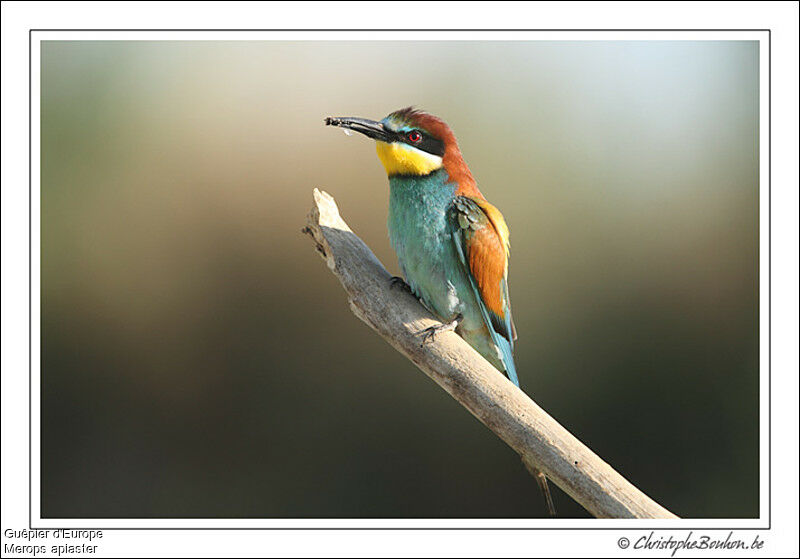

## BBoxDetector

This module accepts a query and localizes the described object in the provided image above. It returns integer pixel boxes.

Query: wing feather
[450,196,516,345]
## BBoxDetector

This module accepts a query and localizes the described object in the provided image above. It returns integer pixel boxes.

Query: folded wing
[449,195,518,384]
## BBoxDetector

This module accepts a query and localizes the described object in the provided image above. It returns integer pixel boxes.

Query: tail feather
[495,335,519,387]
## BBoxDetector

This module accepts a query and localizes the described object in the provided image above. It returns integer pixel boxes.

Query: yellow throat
[375,141,443,176]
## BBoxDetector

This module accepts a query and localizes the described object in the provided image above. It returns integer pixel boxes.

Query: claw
[390,276,412,293]
[418,314,462,347]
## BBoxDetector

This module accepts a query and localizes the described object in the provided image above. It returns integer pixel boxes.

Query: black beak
[325,116,394,142]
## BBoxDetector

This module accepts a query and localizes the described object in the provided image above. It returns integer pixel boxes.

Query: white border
[29,29,770,530]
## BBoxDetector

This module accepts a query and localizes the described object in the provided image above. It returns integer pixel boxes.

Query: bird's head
[325,107,476,188]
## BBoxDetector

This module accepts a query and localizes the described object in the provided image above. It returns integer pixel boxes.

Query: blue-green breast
[387,170,473,323]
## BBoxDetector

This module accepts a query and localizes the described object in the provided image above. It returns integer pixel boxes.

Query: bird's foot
[389,276,412,293]
[418,314,463,347]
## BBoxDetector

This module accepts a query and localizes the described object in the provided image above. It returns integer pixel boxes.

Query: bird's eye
[407,131,422,143]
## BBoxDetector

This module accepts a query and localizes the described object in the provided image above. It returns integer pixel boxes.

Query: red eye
[407,131,422,143]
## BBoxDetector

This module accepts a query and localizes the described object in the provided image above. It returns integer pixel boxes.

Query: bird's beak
[325,116,393,142]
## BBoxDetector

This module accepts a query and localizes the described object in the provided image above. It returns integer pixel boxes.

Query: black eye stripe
[396,129,445,157]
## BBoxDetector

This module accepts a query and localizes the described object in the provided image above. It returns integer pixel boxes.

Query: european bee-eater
[325,107,555,516]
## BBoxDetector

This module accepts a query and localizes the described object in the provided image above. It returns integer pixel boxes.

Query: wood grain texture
[303,188,678,519]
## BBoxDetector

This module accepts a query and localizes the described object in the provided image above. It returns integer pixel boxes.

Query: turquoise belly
[386,171,489,347]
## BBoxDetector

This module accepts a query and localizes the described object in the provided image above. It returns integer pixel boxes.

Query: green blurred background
[41,40,759,518]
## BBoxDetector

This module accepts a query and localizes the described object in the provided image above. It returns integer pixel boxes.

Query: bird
[325,107,555,516]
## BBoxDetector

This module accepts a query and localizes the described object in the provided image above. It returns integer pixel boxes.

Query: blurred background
[41,40,759,518]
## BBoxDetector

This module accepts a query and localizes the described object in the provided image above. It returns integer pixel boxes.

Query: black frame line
[28,28,771,532]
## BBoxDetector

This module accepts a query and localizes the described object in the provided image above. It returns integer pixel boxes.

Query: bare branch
[303,188,678,519]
